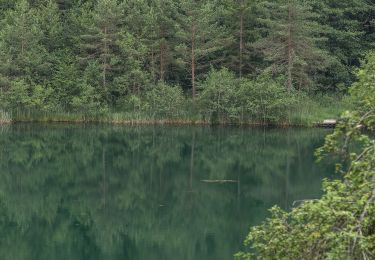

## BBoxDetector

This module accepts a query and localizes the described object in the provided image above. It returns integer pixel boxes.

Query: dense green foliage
[0,0,372,123]
[199,69,296,123]
[237,52,375,259]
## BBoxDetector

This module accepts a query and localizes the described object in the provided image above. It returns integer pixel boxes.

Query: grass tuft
[0,110,12,124]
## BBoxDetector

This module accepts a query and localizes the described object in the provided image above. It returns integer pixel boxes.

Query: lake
[0,124,335,260]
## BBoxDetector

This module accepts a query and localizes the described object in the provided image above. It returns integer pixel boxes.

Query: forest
[0,0,374,124]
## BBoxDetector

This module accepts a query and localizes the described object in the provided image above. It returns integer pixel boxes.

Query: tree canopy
[0,0,373,115]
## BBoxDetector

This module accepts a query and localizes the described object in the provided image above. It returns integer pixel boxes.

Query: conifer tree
[0,0,47,87]
[176,0,231,98]
[148,0,180,82]
[78,0,123,102]
[310,0,375,90]
[224,0,261,78]
[254,0,329,91]
[37,0,63,51]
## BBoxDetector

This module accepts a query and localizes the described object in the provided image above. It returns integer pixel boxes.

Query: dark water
[0,124,335,260]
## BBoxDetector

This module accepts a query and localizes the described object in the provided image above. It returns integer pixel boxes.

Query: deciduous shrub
[236,52,375,260]
[144,83,186,119]
[198,68,296,124]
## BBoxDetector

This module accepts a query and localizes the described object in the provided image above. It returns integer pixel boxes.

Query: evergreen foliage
[253,0,329,91]
[0,0,372,123]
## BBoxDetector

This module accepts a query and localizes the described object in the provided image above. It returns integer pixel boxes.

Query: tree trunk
[239,0,244,79]
[21,38,25,57]
[103,26,108,91]
[287,4,293,92]
[151,46,156,83]
[160,42,165,81]
[191,23,196,99]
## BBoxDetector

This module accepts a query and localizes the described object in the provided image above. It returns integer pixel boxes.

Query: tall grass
[0,110,12,123]
[10,108,206,125]
[5,95,350,126]
[287,94,352,126]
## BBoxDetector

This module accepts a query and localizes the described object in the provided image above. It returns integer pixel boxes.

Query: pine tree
[175,0,232,99]
[0,0,15,18]
[36,0,63,51]
[0,0,48,87]
[254,0,329,91]
[78,0,123,102]
[148,0,180,82]
[310,0,375,90]
[55,0,75,12]
[224,0,262,78]
[113,30,151,97]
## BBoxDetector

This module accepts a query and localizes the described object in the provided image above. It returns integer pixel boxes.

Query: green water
[0,125,335,260]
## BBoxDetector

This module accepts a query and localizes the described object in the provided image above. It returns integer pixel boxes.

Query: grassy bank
[0,110,12,124]
[3,95,350,127]
[0,69,352,127]
[287,94,352,126]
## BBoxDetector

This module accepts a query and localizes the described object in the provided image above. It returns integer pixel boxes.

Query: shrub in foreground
[236,52,375,260]
[198,68,296,124]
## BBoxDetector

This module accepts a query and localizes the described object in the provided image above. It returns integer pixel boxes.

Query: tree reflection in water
[0,124,335,260]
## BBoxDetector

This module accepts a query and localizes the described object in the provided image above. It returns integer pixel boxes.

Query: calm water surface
[0,124,335,260]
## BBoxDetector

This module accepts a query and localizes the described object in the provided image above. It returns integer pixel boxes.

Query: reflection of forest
[0,125,334,260]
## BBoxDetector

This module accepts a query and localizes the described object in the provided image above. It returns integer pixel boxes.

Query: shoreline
[1,119,332,128]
